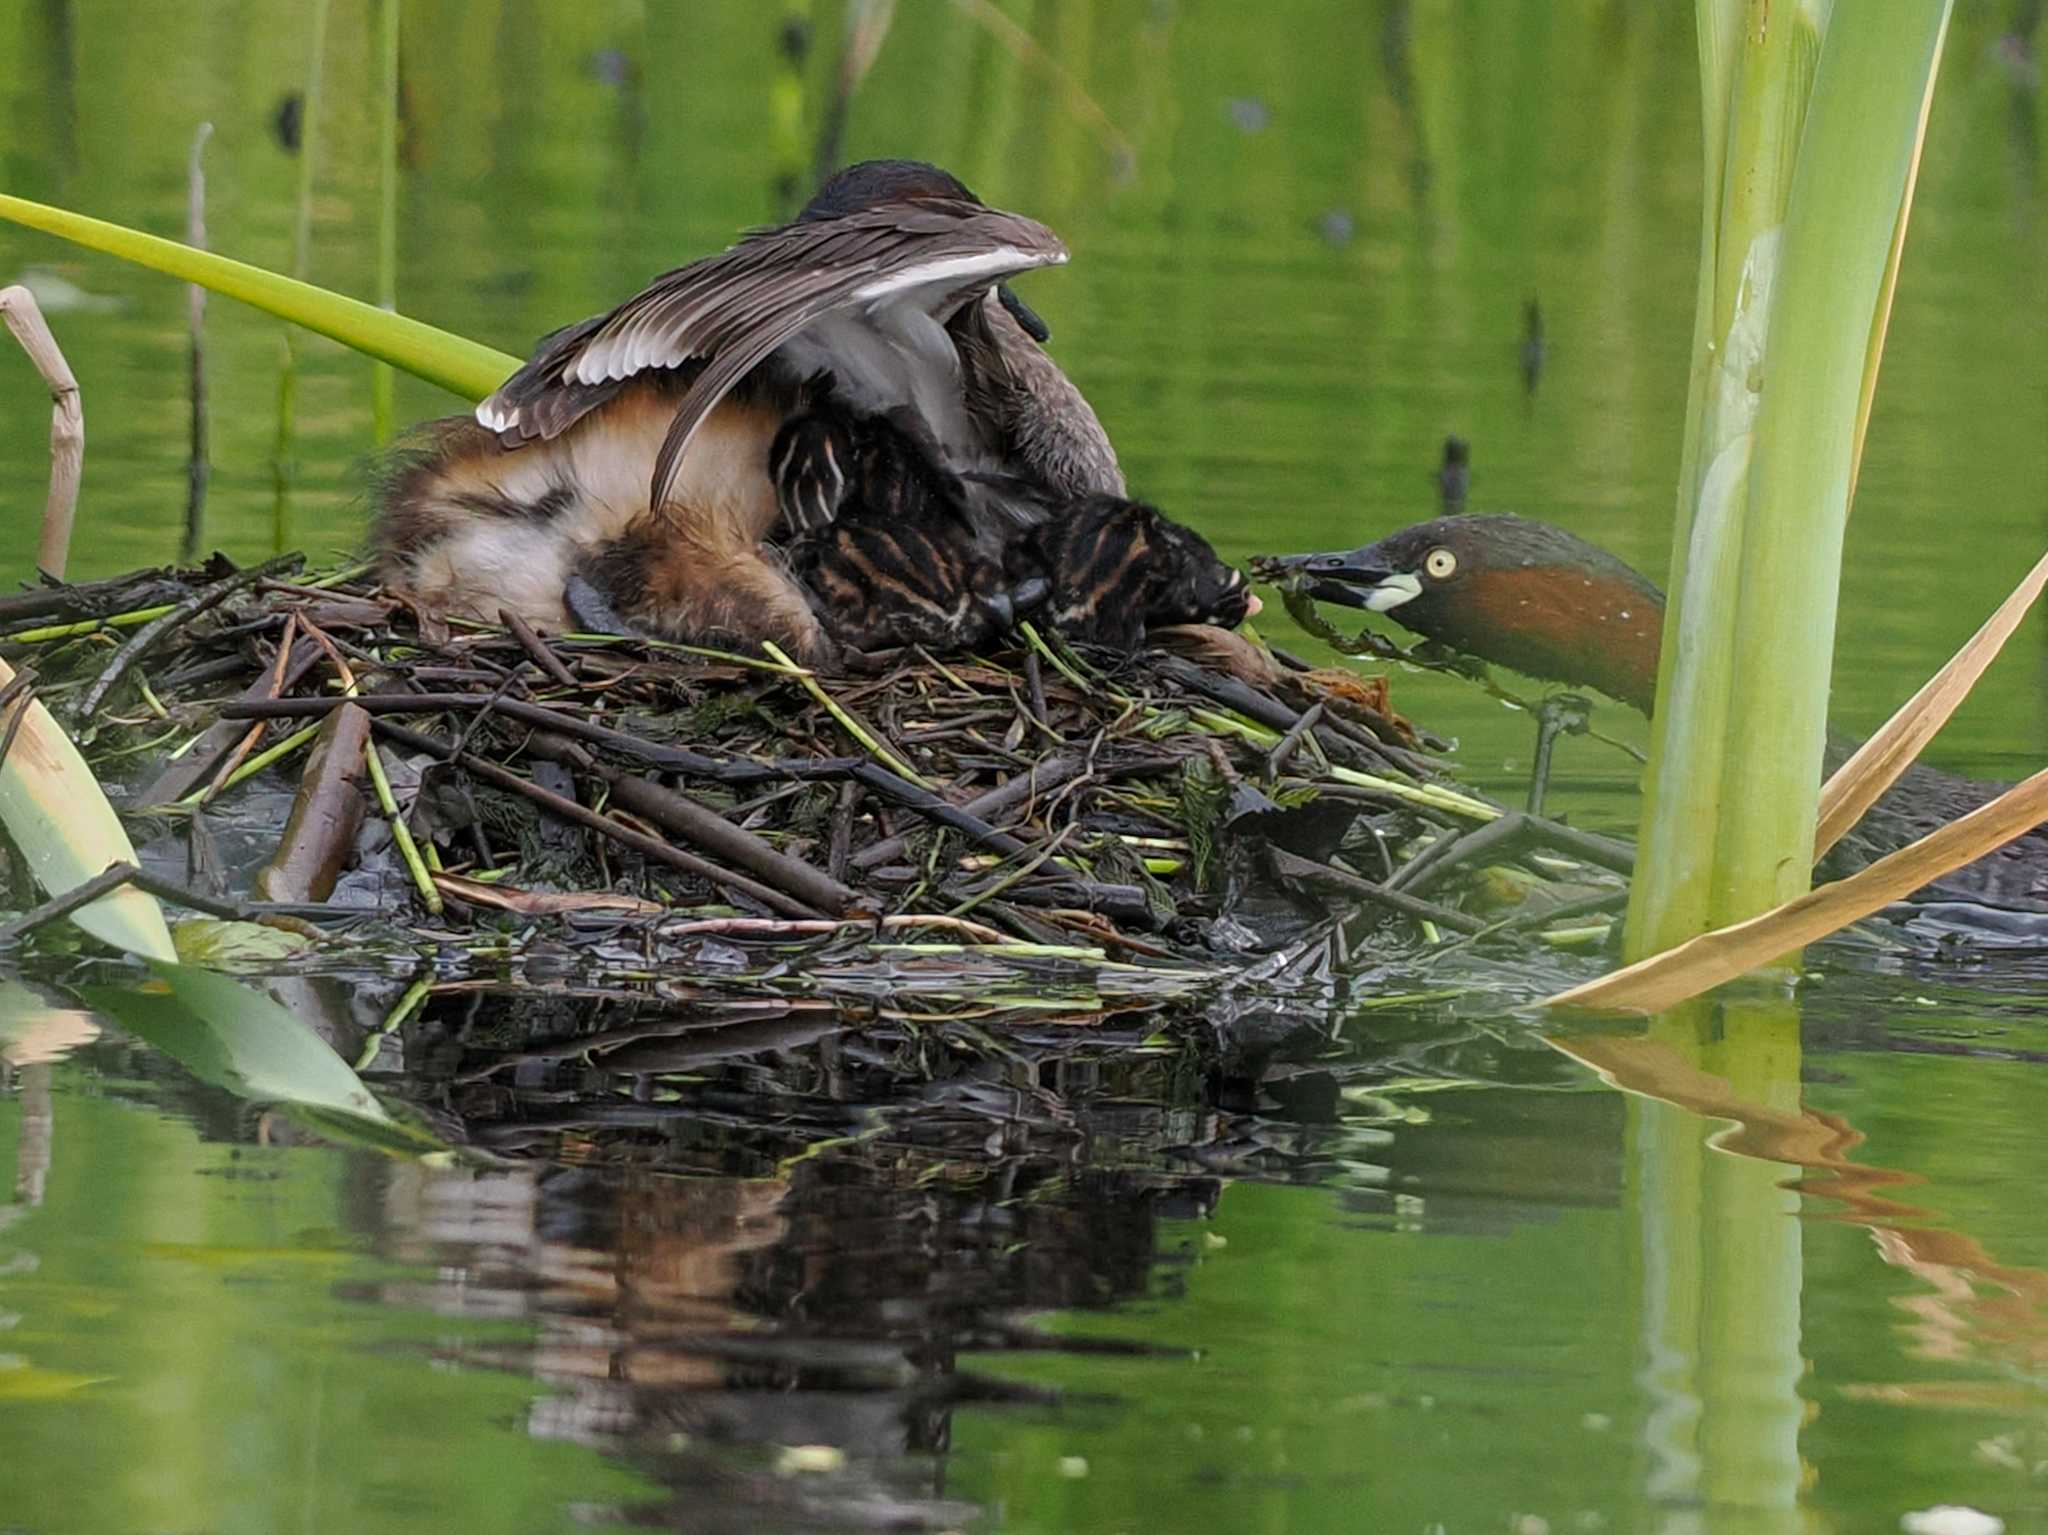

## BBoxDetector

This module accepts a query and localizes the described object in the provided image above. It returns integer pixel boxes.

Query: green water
[6,3,2048,1531]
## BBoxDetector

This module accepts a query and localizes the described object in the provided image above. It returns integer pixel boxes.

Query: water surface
[5,4,2048,1531]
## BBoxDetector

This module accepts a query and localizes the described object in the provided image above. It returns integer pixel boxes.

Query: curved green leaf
[0,658,175,959]
[0,192,518,402]
[82,962,443,1153]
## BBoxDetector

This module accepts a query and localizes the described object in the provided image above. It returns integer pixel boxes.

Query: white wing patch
[850,246,1066,307]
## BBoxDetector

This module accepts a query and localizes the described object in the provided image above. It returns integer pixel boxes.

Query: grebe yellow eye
[1424,547,1458,580]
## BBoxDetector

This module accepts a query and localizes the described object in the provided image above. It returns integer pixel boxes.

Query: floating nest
[0,553,1637,1011]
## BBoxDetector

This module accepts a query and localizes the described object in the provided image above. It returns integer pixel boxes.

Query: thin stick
[369,718,826,920]
[0,852,322,946]
[764,640,932,787]
[132,633,316,809]
[365,740,442,915]
[182,123,213,563]
[852,753,1085,871]
[181,723,323,805]
[1266,700,1324,779]
[0,285,83,579]
[199,613,301,803]
[77,553,300,720]
[527,733,858,917]
[1266,847,1487,935]
[134,866,305,927]
[1022,648,1049,729]
[1385,811,1635,897]
[2,605,177,645]
[0,862,137,947]
[1016,620,1094,693]
[300,616,442,914]
[356,970,430,1071]
[500,608,580,689]
[828,780,859,883]
[947,825,1077,918]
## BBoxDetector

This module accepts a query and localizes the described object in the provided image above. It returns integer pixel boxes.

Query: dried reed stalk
[0,284,83,578]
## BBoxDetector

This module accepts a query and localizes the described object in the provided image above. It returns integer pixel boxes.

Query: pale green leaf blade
[0,191,519,402]
[1,658,174,960]
[82,962,442,1152]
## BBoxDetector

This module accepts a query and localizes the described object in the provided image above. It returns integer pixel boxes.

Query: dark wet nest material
[1,554,1636,1001]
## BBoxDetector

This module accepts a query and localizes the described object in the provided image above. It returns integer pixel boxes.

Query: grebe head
[798,160,1052,342]
[1259,514,1667,714]
[799,159,981,219]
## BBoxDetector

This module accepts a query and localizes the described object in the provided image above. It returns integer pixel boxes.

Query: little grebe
[1261,514,2048,910]
[376,160,1129,663]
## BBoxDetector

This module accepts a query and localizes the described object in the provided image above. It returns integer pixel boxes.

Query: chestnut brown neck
[1434,562,1665,714]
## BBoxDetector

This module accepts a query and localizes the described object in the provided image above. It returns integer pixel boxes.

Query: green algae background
[3,0,2044,794]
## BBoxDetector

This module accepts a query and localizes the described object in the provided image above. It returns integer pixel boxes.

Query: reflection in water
[1567,997,2048,1531]
[5,966,2048,1529]
[363,1155,1200,1530]
[351,987,1260,1528]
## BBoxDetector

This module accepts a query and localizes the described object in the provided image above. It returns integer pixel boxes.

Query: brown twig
[1022,648,1049,730]
[0,862,138,947]
[0,284,83,579]
[132,635,321,809]
[199,614,303,804]
[500,608,582,689]
[1266,700,1324,779]
[851,754,1085,871]
[828,781,860,883]
[1265,846,1486,935]
[370,718,828,920]
[77,553,302,721]
[527,733,859,917]
[254,702,373,904]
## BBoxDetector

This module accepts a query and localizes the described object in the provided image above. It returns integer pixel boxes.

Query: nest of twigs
[1,553,1637,1001]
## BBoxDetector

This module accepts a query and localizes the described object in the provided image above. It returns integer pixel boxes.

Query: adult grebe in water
[1261,514,2048,913]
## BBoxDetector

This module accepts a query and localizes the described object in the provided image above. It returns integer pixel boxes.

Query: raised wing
[475,200,1069,510]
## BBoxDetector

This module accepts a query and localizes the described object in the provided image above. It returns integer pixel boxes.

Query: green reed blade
[0,193,518,403]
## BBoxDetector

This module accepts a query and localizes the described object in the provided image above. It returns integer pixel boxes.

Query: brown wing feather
[477,202,1068,473]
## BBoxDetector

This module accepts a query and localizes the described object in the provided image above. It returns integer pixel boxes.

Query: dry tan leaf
[295,596,397,630]
[1297,666,1419,736]
[1152,624,1283,688]
[1817,544,2048,859]
[1550,765,2048,1015]
[431,873,665,916]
